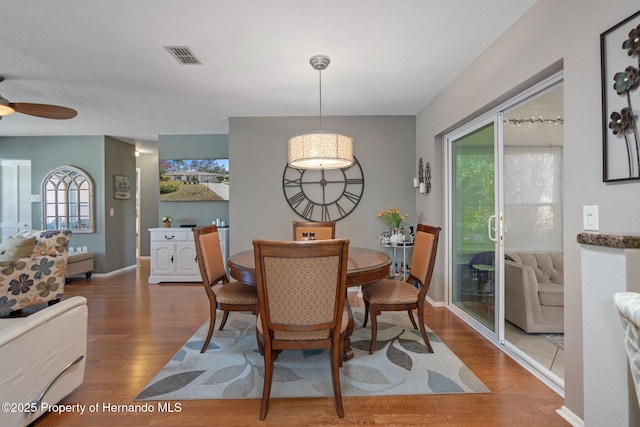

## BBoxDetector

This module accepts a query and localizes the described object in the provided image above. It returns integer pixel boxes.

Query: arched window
[42,166,94,233]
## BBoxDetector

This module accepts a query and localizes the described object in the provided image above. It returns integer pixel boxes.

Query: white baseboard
[91,264,137,278]
[426,294,445,307]
[556,405,583,426]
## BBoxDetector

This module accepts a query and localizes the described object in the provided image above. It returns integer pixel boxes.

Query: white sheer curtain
[503,146,563,252]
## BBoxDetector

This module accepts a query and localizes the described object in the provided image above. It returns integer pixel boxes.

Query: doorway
[0,159,32,240]
[502,84,564,384]
[445,74,564,390]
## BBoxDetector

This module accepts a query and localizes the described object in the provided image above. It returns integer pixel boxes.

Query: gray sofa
[504,252,563,333]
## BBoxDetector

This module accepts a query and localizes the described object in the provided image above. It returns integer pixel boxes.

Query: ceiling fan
[0,76,77,120]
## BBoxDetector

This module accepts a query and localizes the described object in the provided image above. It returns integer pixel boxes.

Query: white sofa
[0,296,87,427]
[504,252,563,333]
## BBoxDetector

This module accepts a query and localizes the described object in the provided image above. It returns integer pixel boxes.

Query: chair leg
[260,346,275,420]
[256,329,264,356]
[338,331,346,368]
[363,300,370,327]
[201,305,217,353]
[218,310,230,331]
[330,341,345,418]
[407,309,418,330]
[417,304,433,353]
[369,306,379,354]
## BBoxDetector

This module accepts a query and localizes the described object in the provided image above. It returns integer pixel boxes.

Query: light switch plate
[583,205,599,231]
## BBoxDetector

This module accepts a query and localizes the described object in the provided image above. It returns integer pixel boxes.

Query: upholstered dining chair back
[292,220,336,241]
[409,226,438,300]
[252,238,349,419]
[194,225,227,285]
[614,292,640,409]
[193,225,259,353]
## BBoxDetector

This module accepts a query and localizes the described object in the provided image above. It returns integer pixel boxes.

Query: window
[503,146,563,252]
[42,166,94,233]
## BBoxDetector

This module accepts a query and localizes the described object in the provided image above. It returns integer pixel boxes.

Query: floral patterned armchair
[0,230,71,314]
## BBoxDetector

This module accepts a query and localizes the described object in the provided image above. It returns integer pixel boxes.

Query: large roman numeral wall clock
[282,157,364,221]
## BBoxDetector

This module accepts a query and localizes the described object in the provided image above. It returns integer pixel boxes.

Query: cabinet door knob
[170,255,174,263]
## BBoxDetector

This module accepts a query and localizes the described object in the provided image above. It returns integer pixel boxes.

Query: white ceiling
[0,0,537,153]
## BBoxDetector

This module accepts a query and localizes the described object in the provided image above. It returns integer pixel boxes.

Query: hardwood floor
[33,259,567,426]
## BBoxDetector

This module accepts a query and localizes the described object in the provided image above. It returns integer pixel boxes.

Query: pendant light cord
[318,67,323,130]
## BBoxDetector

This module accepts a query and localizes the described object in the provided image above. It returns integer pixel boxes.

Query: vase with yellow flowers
[377,208,409,243]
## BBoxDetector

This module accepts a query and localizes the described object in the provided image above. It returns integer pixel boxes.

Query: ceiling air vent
[164,46,202,65]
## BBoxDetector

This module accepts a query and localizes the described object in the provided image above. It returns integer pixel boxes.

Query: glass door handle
[488,215,497,242]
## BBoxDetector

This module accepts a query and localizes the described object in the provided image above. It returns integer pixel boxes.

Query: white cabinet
[149,228,201,284]
[175,242,200,276]
[148,227,229,284]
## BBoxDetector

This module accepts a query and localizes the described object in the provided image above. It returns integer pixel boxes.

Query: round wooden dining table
[227,246,391,288]
[227,246,391,360]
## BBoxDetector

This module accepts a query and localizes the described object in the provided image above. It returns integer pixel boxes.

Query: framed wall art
[159,158,229,201]
[114,175,131,199]
[600,9,640,182]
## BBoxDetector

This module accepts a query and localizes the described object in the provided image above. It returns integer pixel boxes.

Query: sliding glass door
[445,73,564,390]
[447,115,502,336]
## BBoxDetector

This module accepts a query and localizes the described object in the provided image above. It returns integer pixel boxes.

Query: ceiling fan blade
[9,102,77,120]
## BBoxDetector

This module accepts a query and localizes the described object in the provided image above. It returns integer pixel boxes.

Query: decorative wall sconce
[414,158,431,195]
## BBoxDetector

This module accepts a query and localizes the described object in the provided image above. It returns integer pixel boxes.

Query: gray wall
[157,134,229,228]
[104,136,137,272]
[137,151,159,257]
[416,0,640,420]
[229,116,416,253]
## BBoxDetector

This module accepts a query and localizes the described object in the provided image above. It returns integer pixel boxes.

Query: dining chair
[614,292,640,409]
[362,224,441,354]
[292,220,336,240]
[252,238,350,419]
[193,225,259,353]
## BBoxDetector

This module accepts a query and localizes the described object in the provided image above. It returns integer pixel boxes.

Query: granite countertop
[577,232,640,249]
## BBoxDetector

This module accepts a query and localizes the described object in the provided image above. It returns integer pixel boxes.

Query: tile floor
[504,321,564,380]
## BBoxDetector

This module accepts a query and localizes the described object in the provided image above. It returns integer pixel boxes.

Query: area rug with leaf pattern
[136,308,489,400]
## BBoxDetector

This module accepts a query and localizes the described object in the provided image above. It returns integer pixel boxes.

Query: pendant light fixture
[288,55,354,170]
